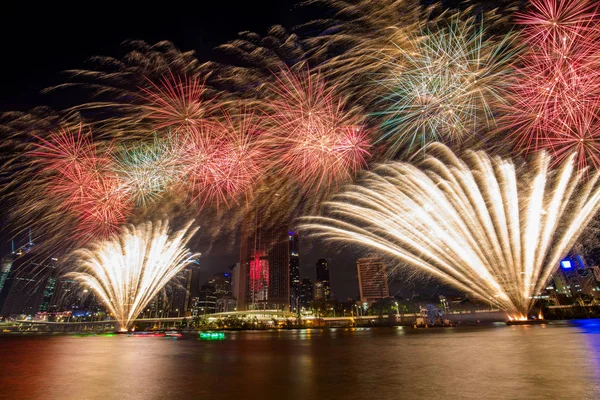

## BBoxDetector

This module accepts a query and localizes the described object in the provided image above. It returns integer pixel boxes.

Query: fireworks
[301,144,600,318]
[140,73,216,131]
[376,15,517,155]
[68,220,199,330]
[114,136,181,207]
[265,68,371,191]
[503,0,600,169]
[302,0,425,107]
[30,125,133,242]
[177,110,266,207]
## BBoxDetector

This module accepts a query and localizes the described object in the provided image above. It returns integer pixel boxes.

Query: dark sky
[0,2,479,300]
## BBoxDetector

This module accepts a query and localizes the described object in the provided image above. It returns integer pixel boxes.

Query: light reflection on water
[1,322,599,400]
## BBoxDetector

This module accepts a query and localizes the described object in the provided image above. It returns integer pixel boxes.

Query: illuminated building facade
[356,257,390,304]
[0,259,58,317]
[550,255,600,301]
[299,278,313,308]
[193,284,217,315]
[168,266,193,316]
[316,259,331,300]
[289,232,300,311]
[0,254,15,295]
[314,281,326,301]
[237,217,291,311]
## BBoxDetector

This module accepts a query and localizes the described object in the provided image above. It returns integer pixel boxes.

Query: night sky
[0,2,492,300]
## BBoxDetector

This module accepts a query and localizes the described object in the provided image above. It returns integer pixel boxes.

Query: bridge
[0,309,507,333]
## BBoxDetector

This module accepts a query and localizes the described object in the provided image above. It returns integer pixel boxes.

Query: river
[1,321,600,399]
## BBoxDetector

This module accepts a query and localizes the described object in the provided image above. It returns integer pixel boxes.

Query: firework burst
[140,73,216,131]
[30,125,133,242]
[68,220,199,330]
[177,110,266,207]
[265,68,371,192]
[503,0,600,170]
[302,0,425,106]
[375,14,517,156]
[301,144,600,319]
[114,135,181,207]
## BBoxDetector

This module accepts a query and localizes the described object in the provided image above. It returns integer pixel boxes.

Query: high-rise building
[49,277,100,313]
[314,281,326,302]
[208,272,232,298]
[0,254,15,295]
[0,258,58,317]
[550,255,600,301]
[194,284,217,315]
[237,218,290,311]
[357,257,390,304]
[299,278,313,308]
[38,274,57,312]
[316,259,331,300]
[289,232,300,311]
[168,266,193,316]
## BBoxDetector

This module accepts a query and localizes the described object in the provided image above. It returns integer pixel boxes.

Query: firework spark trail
[376,15,517,156]
[114,135,182,207]
[265,68,371,192]
[301,144,600,318]
[44,41,212,140]
[504,0,600,169]
[30,125,133,242]
[140,73,216,131]
[175,110,266,207]
[68,220,199,330]
[302,0,425,107]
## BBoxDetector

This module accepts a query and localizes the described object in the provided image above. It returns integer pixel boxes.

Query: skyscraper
[356,257,390,303]
[299,278,313,308]
[168,266,193,316]
[316,259,331,300]
[289,232,300,311]
[238,219,290,311]
[0,254,15,296]
[0,258,58,317]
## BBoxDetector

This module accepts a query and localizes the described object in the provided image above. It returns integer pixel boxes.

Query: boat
[506,319,547,326]
[127,331,166,337]
[199,331,225,340]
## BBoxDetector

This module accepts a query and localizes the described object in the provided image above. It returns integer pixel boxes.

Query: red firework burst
[516,0,598,46]
[74,174,133,241]
[31,124,102,176]
[177,111,266,207]
[504,0,600,170]
[545,109,600,170]
[140,72,216,131]
[31,125,132,242]
[265,68,371,190]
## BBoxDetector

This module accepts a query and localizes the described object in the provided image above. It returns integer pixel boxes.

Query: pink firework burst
[31,124,102,176]
[74,173,133,241]
[516,0,598,46]
[31,125,132,242]
[265,68,371,191]
[140,72,216,131]
[177,111,266,207]
[503,0,600,170]
[545,109,600,170]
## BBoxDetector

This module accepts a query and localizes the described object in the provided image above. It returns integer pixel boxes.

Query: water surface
[1,321,599,400]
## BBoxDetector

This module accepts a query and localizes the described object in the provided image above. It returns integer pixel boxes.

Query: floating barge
[506,319,547,326]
